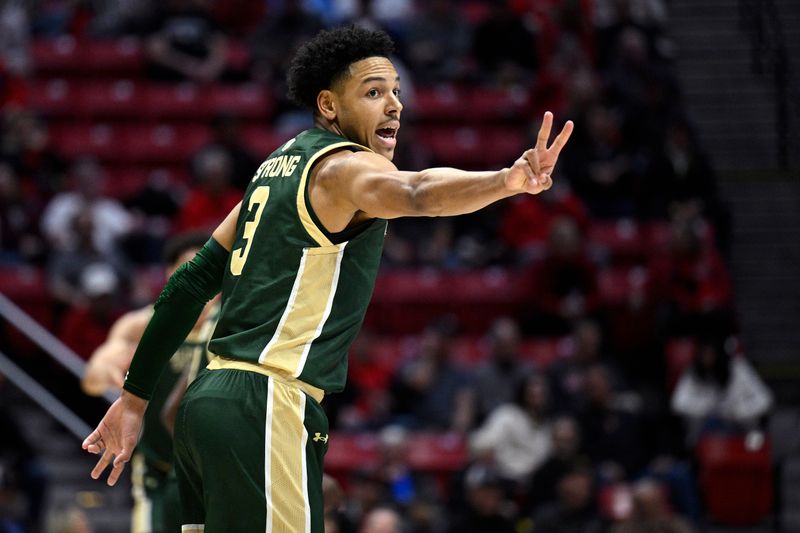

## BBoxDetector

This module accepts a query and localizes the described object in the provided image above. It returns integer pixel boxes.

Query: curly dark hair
[287,25,395,110]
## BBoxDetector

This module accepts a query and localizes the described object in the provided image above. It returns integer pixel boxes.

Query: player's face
[333,57,402,160]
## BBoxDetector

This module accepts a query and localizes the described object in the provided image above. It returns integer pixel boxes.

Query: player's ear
[317,90,337,121]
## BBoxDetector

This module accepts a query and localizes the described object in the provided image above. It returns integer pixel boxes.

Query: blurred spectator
[0,2,31,77]
[402,0,471,84]
[145,0,228,83]
[470,373,553,484]
[526,216,599,335]
[0,162,43,263]
[373,426,438,510]
[671,335,772,445]
[344,470,390,528]
[44,506,93,533]
[473,317,533,420]
[123,169,181,264]
[193,114,258,191]
[500,182,590,261]
[445,464,515,533]
[562,105,636,218]
[527,417,588,512]
[57,262,125,359]
[249,0,324,90]
[175,147,241,233]
[549,319,623,413]
[578,365,646,479]
[644,119,731,254]
[650,215,733,336]
[531,466,604,533]
[389,321,475,432]
[594,0,668,69]
[1,108,66,196]
[611,479,693,533]
[41,159,132,256]
[360,506,404,533]
[472,0,538,86]
[340,332,394,429]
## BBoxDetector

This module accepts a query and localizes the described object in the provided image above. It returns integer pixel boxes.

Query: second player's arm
[83,202,241,486]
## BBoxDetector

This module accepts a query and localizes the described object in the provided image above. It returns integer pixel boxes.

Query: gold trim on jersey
[131,453,153,533]
[265,379,309,533]
[296,140,371,247]
[207,357,324,403]
[256,243,346,382]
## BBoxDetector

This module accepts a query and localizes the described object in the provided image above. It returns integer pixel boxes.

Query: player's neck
[313,116,346,140]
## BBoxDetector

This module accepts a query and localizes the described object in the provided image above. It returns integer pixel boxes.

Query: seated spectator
[650,215,733,336]
[193,114,259,191]
[470,373,553,484]
[549,319,609,413]
[47,210,130,309]
[360,506,404,533]
[526,216,600,336]
[249,0,324,88]
[671,335,772,445]
[58,263,125,359]
[562,104,636,218]
[473,317,533,420]
[531,465,604,533]
[175,147,241,233]
[145,0,228,83]
[611,479,694,533]
[344,470,391,529]
[389,321,475,432]
[0,163,43,263]
[500,182,589,261]
[123,169,181,264]
[472,0,538,86]
[446,464,516,533]
[402,0,471,84]
[527,417,589,512]
[0,108,66,195]
[644,119,731,253]
[373,426,438,509]
[40,159,132,258]
[578,365,647,479]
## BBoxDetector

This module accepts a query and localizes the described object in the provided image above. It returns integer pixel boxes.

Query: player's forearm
[124,238,227,400]
[406,167,514,217]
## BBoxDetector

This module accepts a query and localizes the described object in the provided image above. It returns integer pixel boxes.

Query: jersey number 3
[230,185,270,275]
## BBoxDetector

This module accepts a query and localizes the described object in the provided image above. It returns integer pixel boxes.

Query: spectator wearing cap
[445,464,516,533]
[58,263,125,359]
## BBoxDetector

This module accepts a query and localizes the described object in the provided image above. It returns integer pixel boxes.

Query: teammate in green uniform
[81,233,219,533]
[83,26,573,532]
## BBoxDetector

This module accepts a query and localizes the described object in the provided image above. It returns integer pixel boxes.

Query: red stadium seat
[241,126,285,159]
[209,84,273,119]
[414,85,469,121]
[597,266,650,307]
[468,86,533,121]
[665,337,696,391]
[32,37,144,76]
[419,126,527,169]
[122,124,211,164]
[77,80,144,119]
[103,166,191,199]
[587,219,646,263]
[696,434,773,526]
[49,122,122,160]
[144,83,211,120]
[26,79,77,117]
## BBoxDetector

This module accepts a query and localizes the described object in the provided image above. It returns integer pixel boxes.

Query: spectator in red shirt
[175,146,240,233]
[526,216,600,335]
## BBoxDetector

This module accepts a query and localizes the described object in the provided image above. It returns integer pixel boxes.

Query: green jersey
[208,128,386,393]
[137,302,219,471]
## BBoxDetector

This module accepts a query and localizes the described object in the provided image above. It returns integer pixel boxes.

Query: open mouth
[376,127,397,139]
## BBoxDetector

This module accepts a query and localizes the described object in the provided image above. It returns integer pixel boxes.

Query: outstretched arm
[82,203,240,486]
[313,112,573,228]
[81,308,152,396]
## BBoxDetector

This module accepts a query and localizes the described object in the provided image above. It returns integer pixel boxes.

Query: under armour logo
[313,433,329,444]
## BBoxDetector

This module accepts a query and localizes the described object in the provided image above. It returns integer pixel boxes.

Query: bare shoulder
[316,149,398,183]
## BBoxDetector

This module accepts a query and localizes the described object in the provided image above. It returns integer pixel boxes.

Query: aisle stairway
[668,0,800,171]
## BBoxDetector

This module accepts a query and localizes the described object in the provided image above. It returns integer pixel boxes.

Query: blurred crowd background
[0,0,797,532]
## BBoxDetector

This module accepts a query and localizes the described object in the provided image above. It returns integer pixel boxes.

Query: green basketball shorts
[131,454,170,533]
[173,367,329,532]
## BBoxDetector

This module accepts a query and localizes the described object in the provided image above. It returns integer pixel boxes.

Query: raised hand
[82,391,148,486]
[505,111,574,194]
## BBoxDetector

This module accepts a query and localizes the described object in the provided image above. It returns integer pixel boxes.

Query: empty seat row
[28,79,274,120]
